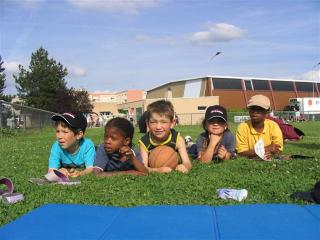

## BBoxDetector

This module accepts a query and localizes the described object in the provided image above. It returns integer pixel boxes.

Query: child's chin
[211,130,224,135]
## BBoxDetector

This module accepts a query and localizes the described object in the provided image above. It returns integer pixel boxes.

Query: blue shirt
[94,144,142,172]
[48,138,96,169]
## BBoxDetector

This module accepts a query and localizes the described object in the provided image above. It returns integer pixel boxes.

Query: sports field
[1,121,319,226]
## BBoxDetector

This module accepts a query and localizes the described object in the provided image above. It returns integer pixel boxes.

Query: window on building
[244,80,253,90]
[295,82,314,92]
[252,80,270,90]
[212,78,243,90]
[317,83,320,91]
[184,79,202,97]
[271,81,294,91]
[198,106,206,110]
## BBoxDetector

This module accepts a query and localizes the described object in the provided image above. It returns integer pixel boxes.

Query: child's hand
[119,146,134,160]
[264,151,273,160]
[265,144,281,154]
[58,168,69,176]
[158,166,172,173]
[209,134,222,146]
[217,145,227,159]
[175,164,189,173]
[68,168,80,178]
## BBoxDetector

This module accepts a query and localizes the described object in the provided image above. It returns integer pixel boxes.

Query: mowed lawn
[1,121,320,226]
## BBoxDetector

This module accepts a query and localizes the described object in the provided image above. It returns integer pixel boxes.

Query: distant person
[192,105,235,162]
[138,111,148,133]
[139,100,192,173]
[236,95,283,160]
[48,112,95,177]
[93,117,148,177]
[294,107,301,121]
[174,112,180,126]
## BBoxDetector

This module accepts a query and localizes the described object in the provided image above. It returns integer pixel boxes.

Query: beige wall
[147,81,185,99]
[144,96,219,125]
[92,102,118,115]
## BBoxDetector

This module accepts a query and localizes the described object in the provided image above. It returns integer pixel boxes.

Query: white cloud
[67,0,160,15]
[188,23,246,45]
[135,34,175,44]
[4,61,20,74]
[302,70,320,81]
[67,65,87,77]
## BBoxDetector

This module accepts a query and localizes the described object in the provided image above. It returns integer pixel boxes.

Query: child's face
[104,127,130,154]
[248,106,268,124]
[55,124,82,151]
[147,113,174,142]
[205,118,227,135]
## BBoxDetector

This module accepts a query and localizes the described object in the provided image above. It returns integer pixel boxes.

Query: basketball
[148,145,179,169]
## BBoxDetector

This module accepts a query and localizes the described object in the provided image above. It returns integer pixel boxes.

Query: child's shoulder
[80,138,95,147]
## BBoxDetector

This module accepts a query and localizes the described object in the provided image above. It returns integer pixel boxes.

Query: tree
[68,88,93,113]
[0,56,6,96]
[51,88,93,113]
[14,47,68,111]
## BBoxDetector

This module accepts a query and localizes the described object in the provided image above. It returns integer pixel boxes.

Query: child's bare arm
[199,134,222,163]
[175,136,192,173]
[119,146,148,175]
[217,145,232,161]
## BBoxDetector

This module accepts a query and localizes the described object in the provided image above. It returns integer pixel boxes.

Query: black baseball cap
[205,105,227,122]
[52,112,87,132]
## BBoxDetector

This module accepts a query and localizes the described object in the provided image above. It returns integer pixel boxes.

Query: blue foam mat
[1,204,319,240]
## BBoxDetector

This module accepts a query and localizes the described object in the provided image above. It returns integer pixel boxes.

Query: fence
[0,100,56,131]
[1,100,319,130]
[176,111,320,125]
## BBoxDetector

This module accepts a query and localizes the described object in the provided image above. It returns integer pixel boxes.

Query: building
[88,90,146,116]
[88,92,117,103]
[146,75,320,111]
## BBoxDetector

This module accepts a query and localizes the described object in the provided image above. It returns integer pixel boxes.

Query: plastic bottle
[217,188,248,201]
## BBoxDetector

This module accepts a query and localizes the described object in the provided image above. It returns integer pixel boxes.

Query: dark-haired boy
[48,112,95,177]
[236,95,283,160]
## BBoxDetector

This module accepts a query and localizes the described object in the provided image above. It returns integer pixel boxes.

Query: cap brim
[207,115,227,122]
[247,103,270,110]
[52,115,73,127]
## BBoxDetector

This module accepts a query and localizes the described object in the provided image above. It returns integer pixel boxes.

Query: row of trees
[0,47,93,113]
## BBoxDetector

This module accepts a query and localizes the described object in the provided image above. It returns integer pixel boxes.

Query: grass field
[1,121,320,226]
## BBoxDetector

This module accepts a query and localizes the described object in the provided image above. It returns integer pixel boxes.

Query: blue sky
[1,0,319,94]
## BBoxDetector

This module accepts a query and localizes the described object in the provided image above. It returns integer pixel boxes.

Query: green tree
[52,88,93,113]
[0,56,6,96]
[14,47,68,111]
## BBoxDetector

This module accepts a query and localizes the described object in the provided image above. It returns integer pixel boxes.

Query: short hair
[146,100,175,122]
[54,121,83,135]
[105,117,134,146]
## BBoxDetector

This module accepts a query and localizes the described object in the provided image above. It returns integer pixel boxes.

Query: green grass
[1,122,320,226]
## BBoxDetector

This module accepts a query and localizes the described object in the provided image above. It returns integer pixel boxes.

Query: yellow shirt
[236,119,283,153]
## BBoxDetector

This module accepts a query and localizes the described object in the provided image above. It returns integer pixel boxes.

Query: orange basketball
[148,145,179,169]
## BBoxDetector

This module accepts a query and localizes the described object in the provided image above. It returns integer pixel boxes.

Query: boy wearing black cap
[48,112,95,177]
[196,105,235,162]
[236,95,283,160]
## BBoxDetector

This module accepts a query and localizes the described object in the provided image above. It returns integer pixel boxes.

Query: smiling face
[248,106,268,124]
[103,127,130,154]
[147,112,174,143]
[205,118,227,135]
[55,123,83,153]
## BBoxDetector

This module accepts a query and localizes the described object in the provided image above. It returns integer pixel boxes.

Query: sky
[1,0,320,94]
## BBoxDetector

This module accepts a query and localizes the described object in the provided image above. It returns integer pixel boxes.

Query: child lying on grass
[93,117,148,177]
[48,112,95,177]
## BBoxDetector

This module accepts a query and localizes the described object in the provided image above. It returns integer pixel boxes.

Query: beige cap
[247,95,271,110]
